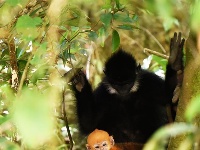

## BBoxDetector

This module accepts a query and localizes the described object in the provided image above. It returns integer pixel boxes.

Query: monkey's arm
[71,70,96,134]
[165,32,185,119]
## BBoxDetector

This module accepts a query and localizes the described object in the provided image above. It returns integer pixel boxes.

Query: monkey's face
[104,64,140,96]
[112,83,134,96]
[86,129,114,150]
[103,50,140,96]
[105,76,138,96]
[91,141,111,150]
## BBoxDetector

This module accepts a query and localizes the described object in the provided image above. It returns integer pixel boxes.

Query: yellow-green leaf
[112,30,120,52]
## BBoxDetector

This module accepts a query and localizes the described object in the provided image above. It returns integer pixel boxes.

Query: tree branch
[62,90,73,150]
[144,48,169,59]
[8,38,19,92]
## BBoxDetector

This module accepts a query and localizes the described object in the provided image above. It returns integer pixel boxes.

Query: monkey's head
[104,50,140,96]
[86,129,115,150]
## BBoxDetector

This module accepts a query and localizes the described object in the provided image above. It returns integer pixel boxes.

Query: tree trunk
[168,32,200,149]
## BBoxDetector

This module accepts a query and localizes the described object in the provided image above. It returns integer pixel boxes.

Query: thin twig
[17,52,33,95]
[62,90,73,150]
[144,48,169,59]
[139,26,167,53]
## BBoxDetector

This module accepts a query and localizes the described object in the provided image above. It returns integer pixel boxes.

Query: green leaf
[30,65,47,84]
[16,15,42,40]
[0,115,11,125]
[99,27,106,47]
[115,0,120,9]
[7,0,28,6]
[0,61,7,68]
[71,26,79,32]
[16,48,25,59]
[30,42,47,65]
[100,13,112,28]
[17,60,27,72]
[16,15,42,28]
[63,51,76,61]
[113,13,133,23]
[112,30,120,52]
[88,31,98,41]
[102,0,112,9]
[0,84,15,102]
[132,14,138,22]
[152,55,167,71]
[117,24,133,30]
[1,49,9,59]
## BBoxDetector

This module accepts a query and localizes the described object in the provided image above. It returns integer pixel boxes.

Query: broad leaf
[112,30,120,52]
[99,27,106,47]
[117,24,133,30]
[16,15,42,40]
[100,13,112,28]
[88,31,98,41]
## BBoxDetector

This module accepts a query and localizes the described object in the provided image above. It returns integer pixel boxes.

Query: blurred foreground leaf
[12,88,55,148]
[143,123,196,150]
[0,137,20,150]
[185,94,200,122]
[191,1,200,31]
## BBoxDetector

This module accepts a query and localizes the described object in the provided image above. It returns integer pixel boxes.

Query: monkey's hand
[169,32,185,71]
[71,70,86,92]
[169,32,185,104]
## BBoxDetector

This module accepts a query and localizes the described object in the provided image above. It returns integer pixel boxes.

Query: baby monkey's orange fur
[86,129,119,150]
[86,129,144,150]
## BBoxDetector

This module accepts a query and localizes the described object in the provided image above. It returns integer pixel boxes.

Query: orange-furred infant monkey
[86,129,119,150]
[86,129,144,150]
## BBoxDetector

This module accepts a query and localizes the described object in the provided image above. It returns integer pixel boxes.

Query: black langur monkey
[71,32,185,143]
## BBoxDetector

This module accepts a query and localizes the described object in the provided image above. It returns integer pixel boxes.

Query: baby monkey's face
[86,129,115,150]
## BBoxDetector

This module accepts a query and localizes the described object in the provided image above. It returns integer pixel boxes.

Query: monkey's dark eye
[102,141,108,147]
[94,145,100,149]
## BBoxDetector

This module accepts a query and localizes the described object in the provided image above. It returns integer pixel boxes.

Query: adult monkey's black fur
[71,32,185,143]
